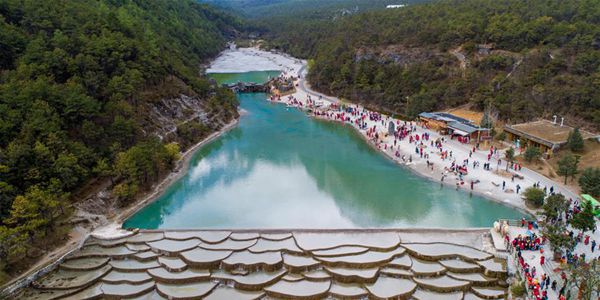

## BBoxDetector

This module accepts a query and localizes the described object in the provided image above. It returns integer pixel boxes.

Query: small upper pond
[124,71,527,229]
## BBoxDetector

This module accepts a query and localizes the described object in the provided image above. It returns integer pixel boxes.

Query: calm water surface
[124,72,526,229]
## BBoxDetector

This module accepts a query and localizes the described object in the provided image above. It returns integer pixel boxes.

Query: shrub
[511,279,526,297]
[496,131,506,141]
[113,182,138,204]
[524,146,542,163]
[523,187,545,208]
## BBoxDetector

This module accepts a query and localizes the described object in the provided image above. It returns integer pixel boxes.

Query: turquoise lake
[124,72,526,229]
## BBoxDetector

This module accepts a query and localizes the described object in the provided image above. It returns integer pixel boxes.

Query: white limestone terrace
[206,46,304,76]
[13,229,510,299]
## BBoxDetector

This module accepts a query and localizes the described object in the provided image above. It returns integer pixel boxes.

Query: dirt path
[296,65,341,103]
[450,48,468,70]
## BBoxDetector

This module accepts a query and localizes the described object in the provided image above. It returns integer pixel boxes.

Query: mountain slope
[202,0,408,18]
[0,0,240,281]
[262,0,600,129]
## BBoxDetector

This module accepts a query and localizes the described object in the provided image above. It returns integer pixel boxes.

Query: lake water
[124,71,526,229]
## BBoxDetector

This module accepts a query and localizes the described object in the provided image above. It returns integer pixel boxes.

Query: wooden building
[419,112,490,142]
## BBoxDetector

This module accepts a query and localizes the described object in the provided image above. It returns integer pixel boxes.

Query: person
[592,240,596,252]
[540,255,545,265]
[559,285,565,298]
[559,294,565,300]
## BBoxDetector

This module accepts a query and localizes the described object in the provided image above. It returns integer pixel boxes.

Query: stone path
[502,223,599,300]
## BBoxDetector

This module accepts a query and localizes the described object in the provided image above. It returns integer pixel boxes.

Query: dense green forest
[258,0,600,129]
[205,0,433,56]
[202,0,411,19]
[0,0,240,280]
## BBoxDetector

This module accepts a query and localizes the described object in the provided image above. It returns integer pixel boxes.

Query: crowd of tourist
[503,203,598,300]
[285,98,530,195]
[269,73,600,300]
[275,91,599,300]
[511,232,543,251]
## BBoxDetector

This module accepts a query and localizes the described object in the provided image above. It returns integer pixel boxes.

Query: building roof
[14,229,509,299]
[504,120,599,148]
[420,112,488,135]
[435,112,473,125]
[418,112,436,119]
[448,121,479,134]
[419,112,473,125]
[445,109,484,126]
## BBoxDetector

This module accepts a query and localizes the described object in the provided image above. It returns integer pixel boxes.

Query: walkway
[288,61,580,216]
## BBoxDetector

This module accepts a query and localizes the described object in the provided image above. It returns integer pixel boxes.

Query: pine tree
[557,154,579,184]
[578,167,600,197]
[480,111,493,128]
[542,222,575,252]
[542,193,568,220]
[524,146,541,163]
[570,200,596,232]
[567,128,584,152]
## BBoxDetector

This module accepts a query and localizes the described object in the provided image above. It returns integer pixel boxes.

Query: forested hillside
[202,0,408,18]
[261,0,600,129]
[0,0,240,281]
[205,0,433,57]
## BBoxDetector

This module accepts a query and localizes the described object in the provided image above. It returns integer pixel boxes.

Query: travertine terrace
[17,229,509,299]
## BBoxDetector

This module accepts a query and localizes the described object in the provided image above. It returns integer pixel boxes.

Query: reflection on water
[124,89,526,229]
